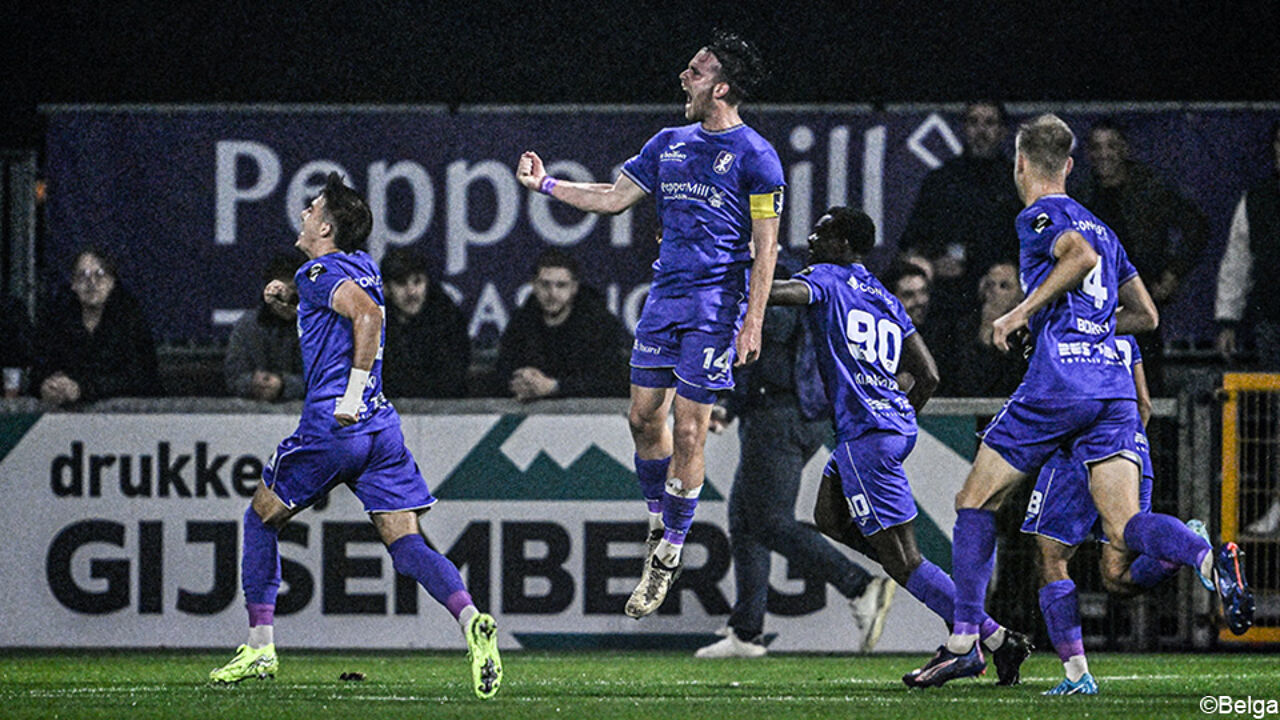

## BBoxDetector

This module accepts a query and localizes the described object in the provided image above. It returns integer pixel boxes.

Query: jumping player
[516,30,783,618]
[209,173,502,700]
[909,114,1253,687]
[772,206,1033,686]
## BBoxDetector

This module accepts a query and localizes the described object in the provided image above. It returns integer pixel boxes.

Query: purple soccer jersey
[794,262,916,442]
[624,122,785,394]
[1013,194,1137,402]
[293,250,397,438]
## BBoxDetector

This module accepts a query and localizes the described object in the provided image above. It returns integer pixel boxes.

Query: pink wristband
[539,176,559,195]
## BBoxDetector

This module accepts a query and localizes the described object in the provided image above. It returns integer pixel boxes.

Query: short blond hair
[1016,114,1075,175]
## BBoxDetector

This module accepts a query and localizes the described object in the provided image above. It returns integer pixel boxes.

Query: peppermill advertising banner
[42,104,1276,346]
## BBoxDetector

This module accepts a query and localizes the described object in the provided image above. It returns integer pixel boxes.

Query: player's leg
[1036,537,1097,694]
[359,426,500,698]
[212,434,325,683]
[813,471,881,561]
[949,443,1027,652]
[627,390,712,618]
[628,381,675,555]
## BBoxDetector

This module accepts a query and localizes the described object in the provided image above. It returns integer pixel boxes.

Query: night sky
[5,1,1279,146]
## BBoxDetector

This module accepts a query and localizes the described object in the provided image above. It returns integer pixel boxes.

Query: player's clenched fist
[516,151,546,190]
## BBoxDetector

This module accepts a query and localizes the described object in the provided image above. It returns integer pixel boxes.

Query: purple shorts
[630,291,746,402]
[981,397,1142,475]
[1021,437,1152,547]
[264,424,436,514]
[822,431,919,536]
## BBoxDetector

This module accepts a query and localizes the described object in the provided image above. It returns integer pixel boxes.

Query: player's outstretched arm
[516,151,647,215]
[331,280,383,426]
[1115,274,1159,335]
[992,230,1098,352]
[768,278,811,306]
[898,332,939,413]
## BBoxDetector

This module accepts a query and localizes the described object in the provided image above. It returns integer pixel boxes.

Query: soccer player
[908,114,1253,688]
[772,206,1032,685]
[516,30,783,618]
[209,173,502,700]
[1025,336,1225,694]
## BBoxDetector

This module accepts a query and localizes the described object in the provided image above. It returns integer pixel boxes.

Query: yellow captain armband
[749,188,785,219]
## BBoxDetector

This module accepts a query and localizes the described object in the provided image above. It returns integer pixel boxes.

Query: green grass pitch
[2,650,1276,719]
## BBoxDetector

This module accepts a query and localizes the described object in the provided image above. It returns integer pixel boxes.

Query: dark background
[4,1,1278,147]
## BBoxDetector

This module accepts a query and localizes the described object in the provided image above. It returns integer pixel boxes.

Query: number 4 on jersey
[1082,258,1107,309]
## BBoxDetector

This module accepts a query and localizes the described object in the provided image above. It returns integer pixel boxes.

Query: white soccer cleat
[850,577,896,653]
[625,556,681,619]
[695,633,767,659]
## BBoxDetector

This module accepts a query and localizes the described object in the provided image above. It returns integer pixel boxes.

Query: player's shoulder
[1018,195,1078,238]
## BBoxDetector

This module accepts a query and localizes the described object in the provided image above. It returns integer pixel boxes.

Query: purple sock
[951,508,997,635]
[906,561,1000,638]
[1122,512,1211,570]
[635,455,671,506]
[1039,579,1084,662]
[661,484,699,545]
[241,506,280,625]
[1128,554,1181,588]
[387,534,473,620]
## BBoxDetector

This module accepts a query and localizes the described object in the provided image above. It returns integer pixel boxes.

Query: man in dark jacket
[380,247,471,398]
[492,249,630,401]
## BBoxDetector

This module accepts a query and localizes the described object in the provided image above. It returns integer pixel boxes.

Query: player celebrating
[209,173,502,700]
[909,114,1253,687]
[771,207,1032,685]
[516,30,783,618]
[1025,336,1235,695]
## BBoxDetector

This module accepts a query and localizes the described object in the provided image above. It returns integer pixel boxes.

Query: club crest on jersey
[1032,213,1051,234]
[713,151,736,174]
[307,264,326,282]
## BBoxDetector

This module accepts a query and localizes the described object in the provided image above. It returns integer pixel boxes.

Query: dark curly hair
[321,172,373,253]
[705,29,767,106]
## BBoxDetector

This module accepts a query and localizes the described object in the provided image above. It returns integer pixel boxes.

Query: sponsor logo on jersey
[633,340,662,355]
[1072,218,1109,238]
[713,151,736,174]
[660,143,689,163]
[1032,213,1051,233]
[307,264,326,281]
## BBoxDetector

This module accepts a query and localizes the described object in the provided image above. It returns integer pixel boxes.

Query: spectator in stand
[379,247,471,398]
[900,101,1023,325]
[1076,118,1210,393]
[492,249,630,402]
[1216,120,1280,370]
[32,246,160,406]
[884,261,948,358]
[225,250,307,402]
[0,295,35,398]
[942,261,1028,398]
[1216,120,1280,536]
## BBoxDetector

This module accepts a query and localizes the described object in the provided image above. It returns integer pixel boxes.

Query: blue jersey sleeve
[792,265,827,305]
[1115,241,1139,286]
[620,129,668,195]
[296,258,347,310]
[1020,203,1073,267]
[743,144,786,220]
[892,296,918,339]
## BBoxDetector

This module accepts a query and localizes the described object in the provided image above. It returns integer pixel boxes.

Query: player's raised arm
[992,230,1098,352]
[898,332,940,413]
[769,278,811,306]
[736,216,780,366]
[516,151,647,215]
[330,280,383,426]
[1115,274,1159,335]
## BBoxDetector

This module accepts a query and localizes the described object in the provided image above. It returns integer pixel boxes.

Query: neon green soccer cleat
[209,643,278,684]
[465,613,502,699]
